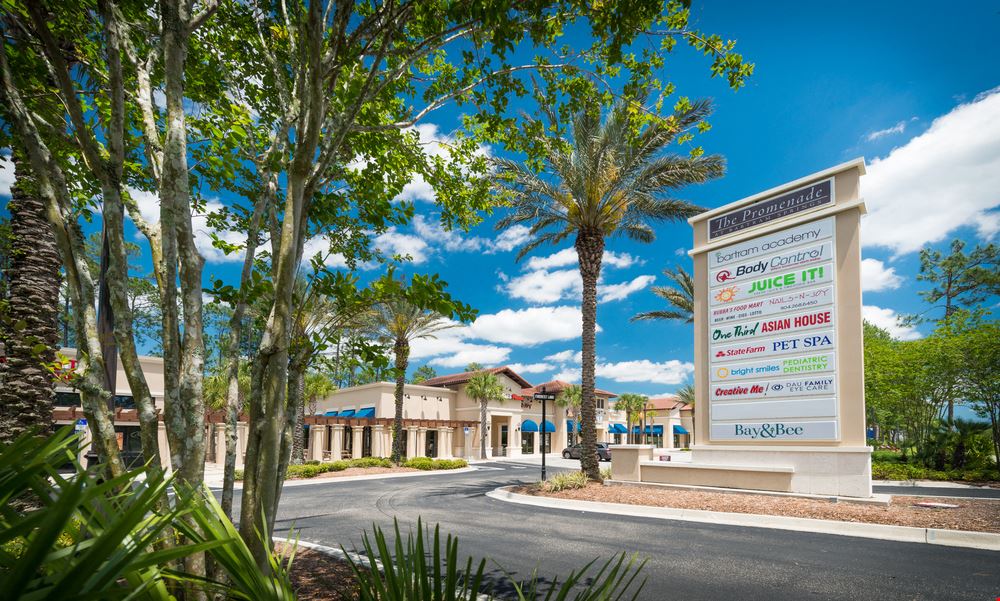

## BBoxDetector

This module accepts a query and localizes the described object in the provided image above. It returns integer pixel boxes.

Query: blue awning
[613,423,628,434]
[323,411,338,417]
[633,425,657,435]
[652,425,664,435]
[521,419,539,433]
[542,420,555,433]
[673,425,689,435]
[607,424,615,433]
[356,407,375,418]
[339,409,356,418]
[568,420,577,433]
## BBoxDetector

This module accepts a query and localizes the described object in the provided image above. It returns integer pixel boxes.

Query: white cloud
[469,306,594,346]
[493,225,531,252]
[525,248,639,271]
[395,123,491,203]
[674,247,687,256]
[544,349,581,364]
[862,305,921,340]
[409,325,512,368]
[863,88,1000,255]
[551,367,581,382]
[507,362,555,374]
[860,258,903,292]
[301,236,351,269]
[865,120,908,142]
[507,268,581,303]
[598,274,656,302]
[603,250,641,269]
[596,359,694,386]
[375,229,429,264]
[0,153,14,198]
[427,344,512,368]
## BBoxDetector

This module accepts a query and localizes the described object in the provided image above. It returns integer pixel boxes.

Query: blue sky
[1,1,998,399]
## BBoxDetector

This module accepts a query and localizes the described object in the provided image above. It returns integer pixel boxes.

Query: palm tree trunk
[480,399,488,460]
[392,338,409,464]
[576,228,604,481]
[0,154,60,443]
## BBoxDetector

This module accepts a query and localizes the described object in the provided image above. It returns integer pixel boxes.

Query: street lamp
[533,386,556,481]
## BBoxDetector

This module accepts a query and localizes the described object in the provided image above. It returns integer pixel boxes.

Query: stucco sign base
[612,444,873,498]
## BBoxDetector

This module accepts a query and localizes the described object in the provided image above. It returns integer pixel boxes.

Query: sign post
[534,388,556,481]
[683,159,871,497]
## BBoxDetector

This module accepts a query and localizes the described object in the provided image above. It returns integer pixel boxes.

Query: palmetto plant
[631,265,695,324]
[676,384,695,407]
[556,384,582,420]
[495,97,721,480]
[466,369,505,460]
[367,296,455,463]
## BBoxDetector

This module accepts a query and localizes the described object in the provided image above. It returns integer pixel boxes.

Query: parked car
[562,442,612,461]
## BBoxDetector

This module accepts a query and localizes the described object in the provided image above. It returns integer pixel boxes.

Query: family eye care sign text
[707,216,839,441]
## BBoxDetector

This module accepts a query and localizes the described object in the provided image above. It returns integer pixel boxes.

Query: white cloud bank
[863,88,1000,256]
[0,153,14,198]
[865,120,909,142]
[506,248,652,304]
[860,258,903,292]
[863,305,921,341]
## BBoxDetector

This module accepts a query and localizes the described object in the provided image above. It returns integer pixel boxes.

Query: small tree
[615,393,648,444]
[466,370,504,460]
[956,317,1000,471]
[557,384,582,444]
[412,365,437,384]
[676,384,695,407]
[630,266,695,324]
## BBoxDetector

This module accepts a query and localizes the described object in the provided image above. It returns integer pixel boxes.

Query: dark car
[562,442,612,461]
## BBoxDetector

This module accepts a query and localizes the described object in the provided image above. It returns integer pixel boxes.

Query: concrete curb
[206,466,477,490]
[486,486,1000,552]
[875,480,985,489]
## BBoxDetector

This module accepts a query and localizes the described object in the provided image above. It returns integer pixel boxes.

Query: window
[55,391,81,407]
[597,398,605,409]
[521,432,534,454]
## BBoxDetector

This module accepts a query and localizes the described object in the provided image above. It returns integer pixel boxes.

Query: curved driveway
[233,464,1000,600]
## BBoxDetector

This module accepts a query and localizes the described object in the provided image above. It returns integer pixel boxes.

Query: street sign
[533,393,556,401]
[74,418,87,432]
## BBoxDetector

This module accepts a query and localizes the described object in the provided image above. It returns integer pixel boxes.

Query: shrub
[872,460,999,483]
[304,459,320,465]
[404,457,434,470]
[323,460,349,472]
[432,459,468,470]
[349,457,393,469]
[600,467,613,480]
[234,468,244,481]
[286,464,323,479]
[537,471,588,492]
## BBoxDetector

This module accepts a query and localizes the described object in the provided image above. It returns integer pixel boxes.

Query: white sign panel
[709,285,834,325]
[712,329,835,363]
[711,263,833,307]
[710,376,836,401]
[711,308,833,344]
[710,420,838,441]
[710,241,833,289]
[709,217,834,268]
[712,352,836,382]
[712,397,837,421]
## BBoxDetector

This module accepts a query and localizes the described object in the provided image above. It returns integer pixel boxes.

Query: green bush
[286,464,323,479]
[871,450,904,463]
[404,457,434,470]
[323,460,349,472]
[538,471,588,492]
[600,467,613,480]
[872,460,999,482]
[304,459,320,465]
[349,457,393,469]
[404,457,468,470]
[347,518,646,600]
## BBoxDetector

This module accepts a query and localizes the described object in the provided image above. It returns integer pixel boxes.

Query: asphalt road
[231,464,1000,600]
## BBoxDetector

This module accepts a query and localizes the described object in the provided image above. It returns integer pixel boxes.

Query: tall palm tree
[0,154,61,444]
[466,369,505,460]
[631,265,694,323]
[495,98,721,480]
[368,297,455,463]
[676,383,695,407]
[556,384,582,442]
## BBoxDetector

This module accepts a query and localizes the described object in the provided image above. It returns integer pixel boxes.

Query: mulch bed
[277,542,360,601]
[518,482,1000,533]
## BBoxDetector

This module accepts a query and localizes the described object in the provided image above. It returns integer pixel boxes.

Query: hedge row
[234,457,468,480]
[872,460,999,483]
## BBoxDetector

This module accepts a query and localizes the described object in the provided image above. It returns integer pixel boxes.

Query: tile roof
[521,380,618,399]
[420,366,533,389]
[646,395,688,411]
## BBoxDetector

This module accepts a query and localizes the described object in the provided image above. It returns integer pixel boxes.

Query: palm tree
[495,98,721,480]
[615,393,648,444]
[631,265,694,323]
[676,384,695,407]
[466,369,505,460]
[556,384,582,442]
[0,154,61,444]
[368,297,455,463]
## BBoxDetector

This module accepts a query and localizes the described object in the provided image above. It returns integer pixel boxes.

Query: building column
[310,425,327,461]
[555,413,568,456]
[415,427,427,457]
[372,424,385,457]
[330,425,344,461]
[437,427,451,458]
[406,427,418,458]
[157,422,172,471]
[531,429,539,455]
[352,426,364,459]
[213,423,226,466]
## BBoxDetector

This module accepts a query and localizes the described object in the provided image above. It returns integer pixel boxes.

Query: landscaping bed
[518,481,1000,533]
[277,542,359,601]
[236,457,468,480]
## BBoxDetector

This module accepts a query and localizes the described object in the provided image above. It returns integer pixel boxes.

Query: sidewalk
[203,464,478,489]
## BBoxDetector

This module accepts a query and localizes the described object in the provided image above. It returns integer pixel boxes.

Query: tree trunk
[0,154,60,444]
[575,228,604,482]
[289,357,306,465]
[480,398,488,460]
[391,338,409,464]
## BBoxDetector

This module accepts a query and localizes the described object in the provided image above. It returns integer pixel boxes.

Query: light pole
[533,386,556,481]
